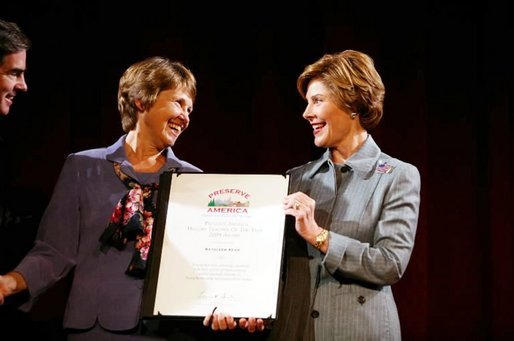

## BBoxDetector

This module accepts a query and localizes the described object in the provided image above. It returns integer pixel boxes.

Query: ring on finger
[294,200,301,210]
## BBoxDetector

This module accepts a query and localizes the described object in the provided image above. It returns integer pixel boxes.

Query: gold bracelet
[314,228,329,250]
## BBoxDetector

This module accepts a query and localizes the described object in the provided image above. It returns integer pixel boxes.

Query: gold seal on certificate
[142,172,289,321]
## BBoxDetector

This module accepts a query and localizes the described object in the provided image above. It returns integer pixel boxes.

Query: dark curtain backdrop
[1,1,512,340]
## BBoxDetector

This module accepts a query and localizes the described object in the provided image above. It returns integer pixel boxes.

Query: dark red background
[2,1,512,339]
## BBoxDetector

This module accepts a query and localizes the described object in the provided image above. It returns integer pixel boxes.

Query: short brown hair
[297,50,385,130]
[117,56,197,132]
[0,19,31,64]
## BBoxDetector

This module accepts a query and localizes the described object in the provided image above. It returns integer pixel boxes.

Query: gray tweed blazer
[273,135,420,341]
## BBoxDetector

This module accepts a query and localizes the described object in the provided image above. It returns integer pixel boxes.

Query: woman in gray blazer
[268,50,421,341]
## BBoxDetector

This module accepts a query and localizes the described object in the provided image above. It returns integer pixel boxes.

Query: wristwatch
[314,228,329,250]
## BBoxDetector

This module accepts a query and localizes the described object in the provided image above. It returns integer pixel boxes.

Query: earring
[350,112,357,119]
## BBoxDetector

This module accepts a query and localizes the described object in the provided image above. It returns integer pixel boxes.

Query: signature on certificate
[199,290,236,300]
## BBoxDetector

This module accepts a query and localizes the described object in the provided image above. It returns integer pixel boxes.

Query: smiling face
[138,87,193,150]
[0,50,28,115]
[302,79,355,149]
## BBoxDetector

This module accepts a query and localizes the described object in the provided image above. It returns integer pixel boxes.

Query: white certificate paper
[143,172,289,319]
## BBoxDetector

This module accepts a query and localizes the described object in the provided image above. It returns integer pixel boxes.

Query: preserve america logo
[207,188,250,213]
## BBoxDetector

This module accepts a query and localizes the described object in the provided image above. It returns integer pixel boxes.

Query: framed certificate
[142,171,290,320]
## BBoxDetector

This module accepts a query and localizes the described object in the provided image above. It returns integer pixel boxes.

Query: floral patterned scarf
[99,162,158,278]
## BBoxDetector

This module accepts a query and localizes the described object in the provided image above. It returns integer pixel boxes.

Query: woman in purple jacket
[0,56,202,339]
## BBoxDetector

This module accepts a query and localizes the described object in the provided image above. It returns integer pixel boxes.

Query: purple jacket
[15,135,201,331]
